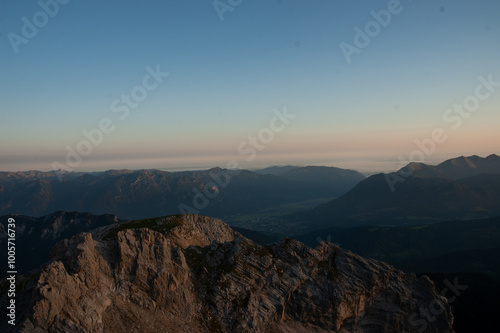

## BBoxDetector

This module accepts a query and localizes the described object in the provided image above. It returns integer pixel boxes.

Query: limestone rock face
[3,215,454,333]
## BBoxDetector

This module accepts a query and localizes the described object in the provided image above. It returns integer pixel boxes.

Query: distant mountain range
[0,166,364,219]
[287,154,500,230]
[4,154,498,233]
[399,154,500,179]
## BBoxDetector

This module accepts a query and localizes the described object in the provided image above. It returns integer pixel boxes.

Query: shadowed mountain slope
[287,155,500,230]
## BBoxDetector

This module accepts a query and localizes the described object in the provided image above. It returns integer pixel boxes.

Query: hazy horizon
[2,152,498,176]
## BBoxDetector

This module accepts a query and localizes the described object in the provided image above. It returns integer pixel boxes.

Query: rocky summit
[2,215,454,332]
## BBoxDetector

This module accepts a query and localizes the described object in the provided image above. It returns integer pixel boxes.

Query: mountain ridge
[0,166,365,220]
[1,214,454,333]
[397,154,500,180]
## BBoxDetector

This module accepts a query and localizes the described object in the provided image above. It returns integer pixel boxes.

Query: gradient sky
[1,0,499,173]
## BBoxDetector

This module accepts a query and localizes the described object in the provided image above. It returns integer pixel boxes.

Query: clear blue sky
[1,0,499,172]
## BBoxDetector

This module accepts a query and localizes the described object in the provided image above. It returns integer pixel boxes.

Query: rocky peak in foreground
[2,215,454,332]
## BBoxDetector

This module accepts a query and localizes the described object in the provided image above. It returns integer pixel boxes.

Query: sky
[1,0,499,173]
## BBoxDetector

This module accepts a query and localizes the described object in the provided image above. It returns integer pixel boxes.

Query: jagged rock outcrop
[2,215,454,332]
